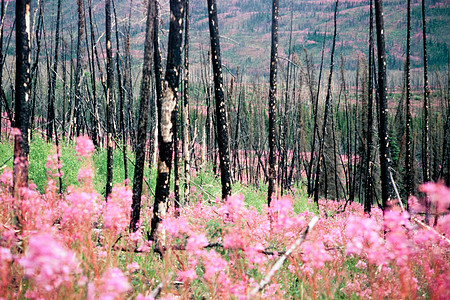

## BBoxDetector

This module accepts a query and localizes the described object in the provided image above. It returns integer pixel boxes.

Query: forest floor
[0,132,449,299]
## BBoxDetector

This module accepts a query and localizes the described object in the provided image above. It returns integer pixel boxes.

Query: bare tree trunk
[314,0,339,207]
[105,0,114,199]
[267,0,279,205]
[47,0,62,143]
[207,0,232,199]
[130,0,156,232]
[364,0,375,214]
[183,0,191,202]
[375,0,394,211]
[421,0,430,183]
[405,0,414,200]
[14,0,31,192]
[74,0,86,137]
[150,0,185,240]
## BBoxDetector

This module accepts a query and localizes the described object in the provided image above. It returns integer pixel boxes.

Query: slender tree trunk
[130,0,156,232]
[314,0,339,207]
[47,0,62,142]
[74,0,86,137]
[207,0,232,199]
[375,0,393,211]
[267,0,279,205]
[105,0,114,199]
[14,0,31,191]
[183,0,191,202]
[364,0,375,214]
[405,0,414,200]
[421,0,430,183]
[150,0,185,240]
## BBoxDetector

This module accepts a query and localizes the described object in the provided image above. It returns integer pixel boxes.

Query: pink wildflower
[10,128,20,136]
[104,185,133,235]
[186,233,208,253]
[0,169,12,187]
[161,215,191,237]
[75,135,95,158]
[177,269,197,282]
[301,240,331,269]
[88,267,130,300]
[419,182,450,213]
[19,232,80,291]
[202,250,228,280]
[127,262,140,273]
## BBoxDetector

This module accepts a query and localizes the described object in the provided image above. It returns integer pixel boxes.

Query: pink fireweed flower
[419,182,450,213]
[88,267,130,300]
[10,128,20,136]
[161,215,191,238]
[0,168,12,187]
[202,250,228,280]
[220,194,245,221]
[0,247,12,263]
[19,232,80,291]
[223,228,245,249]
[186,233,208,254]
[104,184,133,235]
[77,167,93,184]
[75,135,95,158]
[345,216,386,266]
[177,269,197,282]
[301,240,331,270]
[126,262,140,273]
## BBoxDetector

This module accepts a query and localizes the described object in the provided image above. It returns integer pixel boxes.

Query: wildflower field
[0,135,449,299]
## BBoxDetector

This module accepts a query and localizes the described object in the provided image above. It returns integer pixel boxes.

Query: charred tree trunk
[150,0,185,240]
[130,0,156,232]
[364,0,375,214]
[14,0,31,191]
[375,0,393,211]
[267,0,279,205]
[47,0,62,142]
[313,0,339,207]
[105,0,114,199]
[74,0,86,137]
[421,0,430,183]
[207,0,231,199]
[183,0,191,202]
[405,0,414,199]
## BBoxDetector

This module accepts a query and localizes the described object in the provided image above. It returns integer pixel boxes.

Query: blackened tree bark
[207,0,232,200]
[183,0,191,201]
[130,0,156,232]
[364,0,375,214]
[150,0,185,240]
[47,0,62,142]
[421,0,430,183]
[313,0,339,208]
[405,0,414,199]
[105,0,114,199]
[74,0,86,137]
[374,0,394,211]
[267,0,279,206]
[14,0,31,191]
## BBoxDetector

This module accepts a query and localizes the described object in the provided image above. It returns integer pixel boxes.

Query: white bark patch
[161,82,176,143]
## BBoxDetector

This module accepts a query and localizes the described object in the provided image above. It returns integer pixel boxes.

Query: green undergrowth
[0,134,314,213]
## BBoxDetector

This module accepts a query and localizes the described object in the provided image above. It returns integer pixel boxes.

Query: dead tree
[267,0,279,205]
[130,0,156,232]
[105,0,114,199]
[313,0,339,207]
[421,0,430,183]
[374,0,394,210]
[207,0,232,199]
[405,0,414,198]
[183,0,191,201]
[14,0,31,191]
[150,0,185,240]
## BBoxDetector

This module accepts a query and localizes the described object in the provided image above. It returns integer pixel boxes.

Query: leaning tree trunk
[267,0,279,206]
[149,0,185,240]
[129,0,156,232]
[207,0,232,200]
[105,0,114,199]
[73,0,86,138]
[14,0,31,192]
[374,0,393,211]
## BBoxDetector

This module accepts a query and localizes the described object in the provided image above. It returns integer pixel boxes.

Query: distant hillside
[1,0,448,78]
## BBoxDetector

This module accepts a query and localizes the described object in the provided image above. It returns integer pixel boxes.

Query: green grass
[0,134,315,214]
